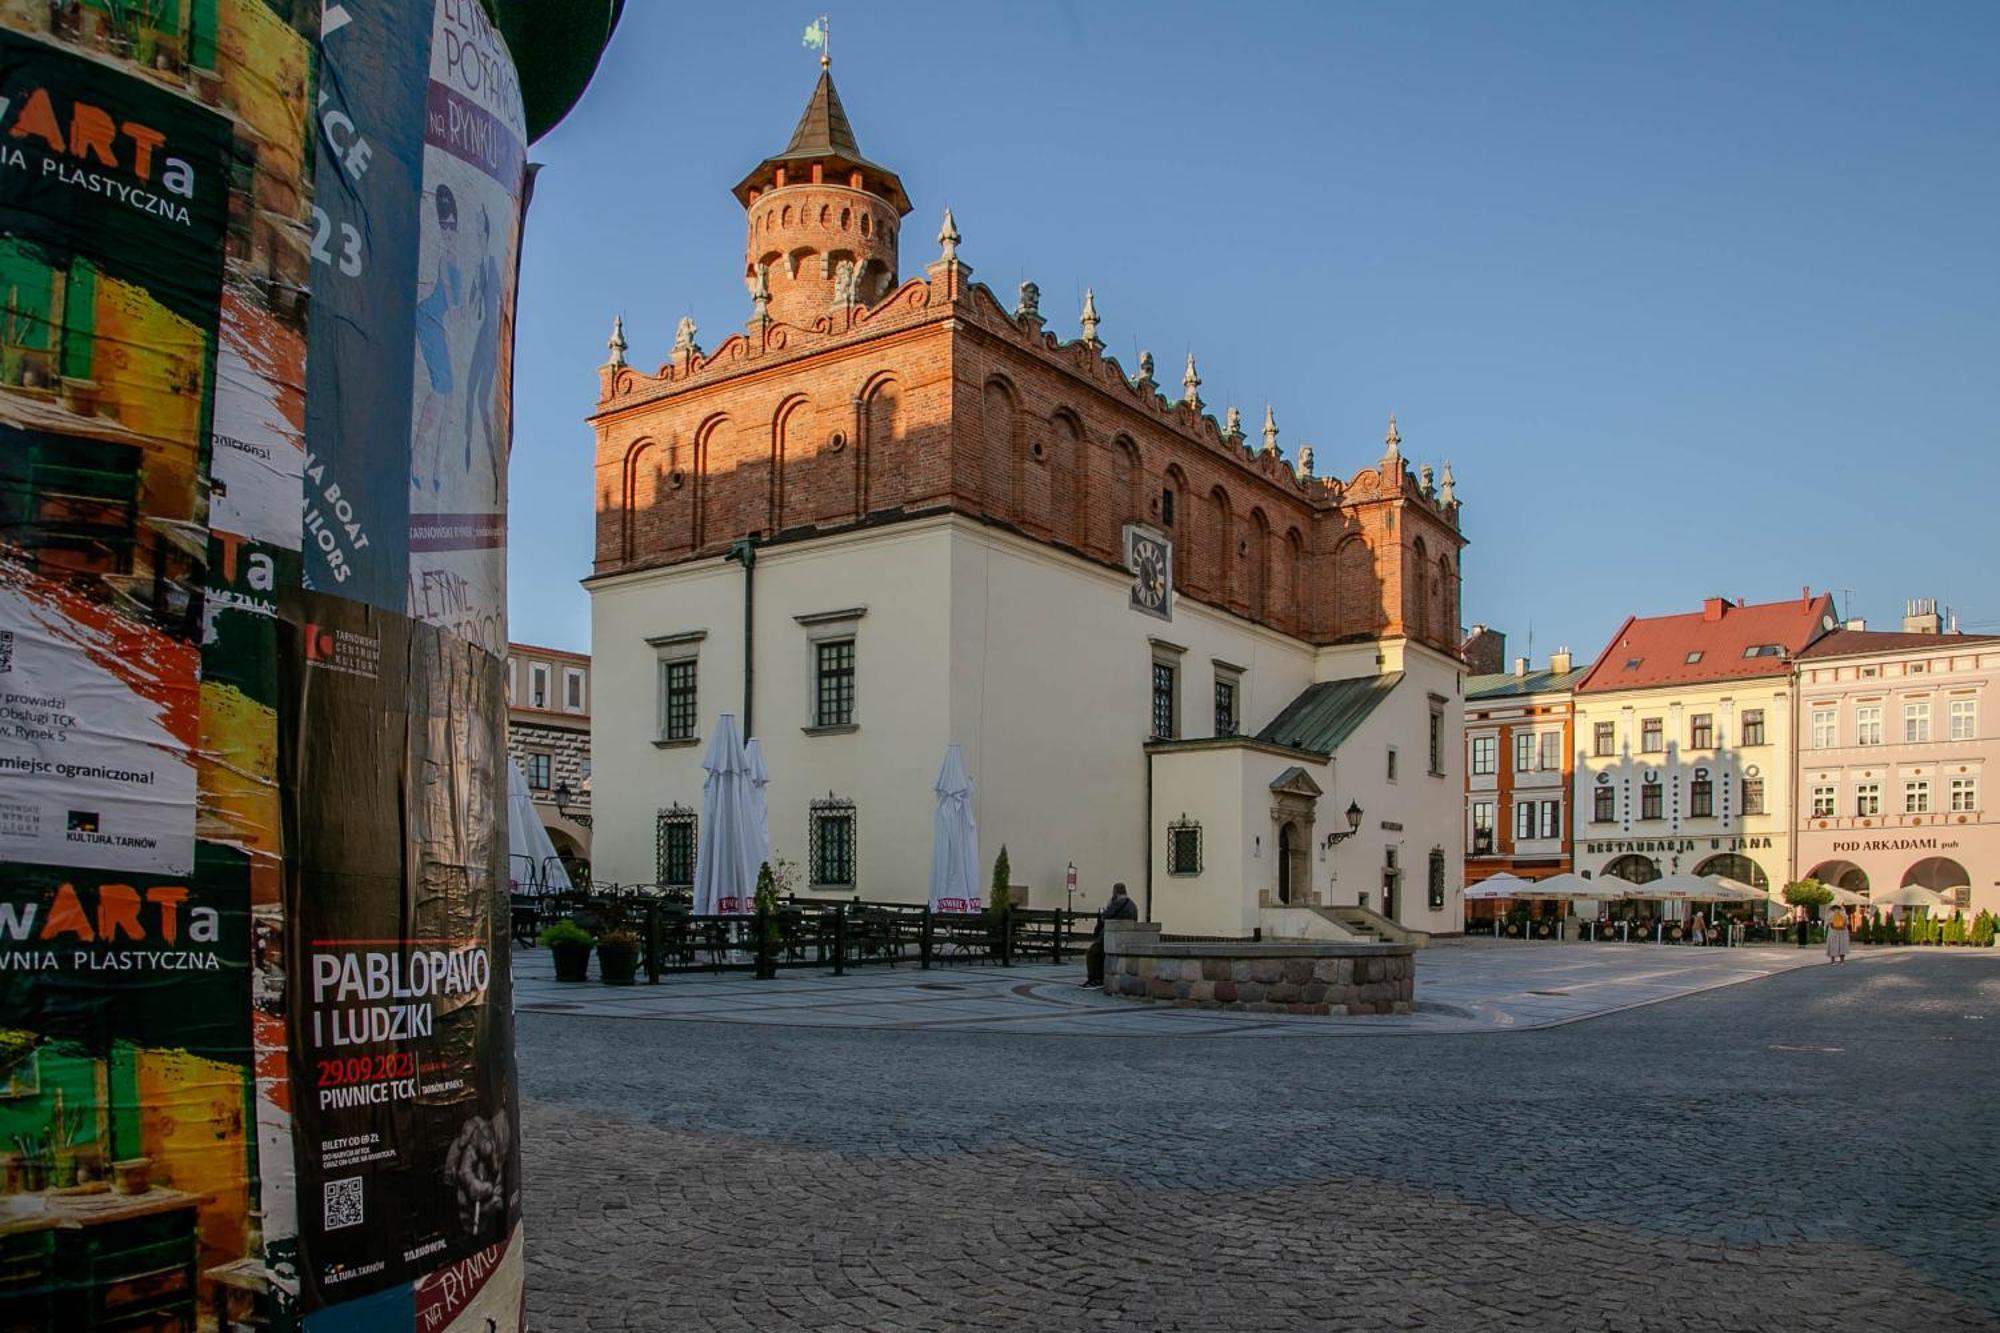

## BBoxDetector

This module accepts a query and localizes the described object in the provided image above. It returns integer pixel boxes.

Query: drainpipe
[1143,747,1155,921]
[725,537,758,736]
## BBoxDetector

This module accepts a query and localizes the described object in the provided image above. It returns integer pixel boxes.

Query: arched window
[1603,853,1660,884]
[1694,852,1767,891]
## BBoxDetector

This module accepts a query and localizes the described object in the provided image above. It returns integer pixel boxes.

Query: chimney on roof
[1845,617,1867,631]
[1460,625,1505,676]
[1903,598,1943,635]
[1702,597,1727,622]
[1801,585,1811,605]
[1549,647,1573,675]
[1513,656,1529,678]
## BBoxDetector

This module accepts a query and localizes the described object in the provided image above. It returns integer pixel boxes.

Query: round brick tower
[733,61,912,326]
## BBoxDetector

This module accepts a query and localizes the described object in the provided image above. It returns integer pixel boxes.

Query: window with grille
[1515,803,1534,840]
[527,752,551,790]
[1430,709,1445,775]
[1641,782,1663,820]
[1537,800,1560,839]
[1948,699,1977,740]
[1167,816,1202,876]
[1855,705,1882,746]
[1593,722,1615,757]
[1904,780,1930,814]
[656,806,697,887]
[662,659,697,740]
[1538,731,1560,771]
[1471,735,1496,775]
[810,797,857,887]
[1514,732,1534,771]
[1427,850,1446,910]
[1811,708,1836,748]
[1741,709,1765,746]
[1151,660,1177,739]
[1903,701,1930,743]
[1213,676,1237,737]
[1641,718,1663,753]
[1741,777,1765,815]
[1690,714,1714,749]
[1855,783,1880,817]
[1593,785,1615,823]
[1811,785,1835,818]
[1471,802,1495,854]
[815,639,856,727]
[1950,777,1978,812]
[1689,778,1713,818]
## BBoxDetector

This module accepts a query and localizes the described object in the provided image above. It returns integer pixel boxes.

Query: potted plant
[596,924,641,985]
[752,862,782,980]
[985,846,1013,956]
[538,919,593,982]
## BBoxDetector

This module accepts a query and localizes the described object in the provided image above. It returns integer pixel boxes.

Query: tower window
[1161,488,1175,528]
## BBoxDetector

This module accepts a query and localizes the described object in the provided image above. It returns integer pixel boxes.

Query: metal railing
[514,892,1095,980]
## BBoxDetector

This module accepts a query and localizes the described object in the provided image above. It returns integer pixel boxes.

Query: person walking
[1795,907,1810,949]
[1082,882,1139,989]
[1825,905,1851,964]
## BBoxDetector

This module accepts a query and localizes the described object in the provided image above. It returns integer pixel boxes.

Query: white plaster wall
[589,521,954,892]
[588,515,1465,933]
[1149,745,1256,935]
[948,521,1317,914]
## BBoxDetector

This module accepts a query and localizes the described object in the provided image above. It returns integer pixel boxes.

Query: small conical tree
[752,861,781,978]
[989,845,1012,915]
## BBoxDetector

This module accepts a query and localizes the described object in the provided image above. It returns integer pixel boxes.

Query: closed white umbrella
[506,758,571,895]
[693,714,762,915]
[744,737,773,874]
[927,743,981,914]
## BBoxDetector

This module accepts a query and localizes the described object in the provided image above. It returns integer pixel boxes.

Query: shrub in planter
[597,928,642,985]
[540,919,594,981]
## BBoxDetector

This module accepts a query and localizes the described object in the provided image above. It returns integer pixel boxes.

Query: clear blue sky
[506,0,2000,660]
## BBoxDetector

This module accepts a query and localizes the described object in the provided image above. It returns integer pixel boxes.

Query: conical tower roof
[733,69,911,214]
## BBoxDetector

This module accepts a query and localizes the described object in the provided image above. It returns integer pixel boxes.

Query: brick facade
[588,71,1467,655]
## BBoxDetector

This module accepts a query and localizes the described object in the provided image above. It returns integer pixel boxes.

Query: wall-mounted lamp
[1322,800,1363,849]
[554,781,593,828]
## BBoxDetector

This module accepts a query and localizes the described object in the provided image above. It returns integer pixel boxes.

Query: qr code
[0,629,12,673]
[323,1176,364,1231]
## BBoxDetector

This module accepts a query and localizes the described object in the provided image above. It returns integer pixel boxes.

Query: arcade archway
[1603,854,1660,884]
[1694,853,1769,891]
[1806,859,1869,895]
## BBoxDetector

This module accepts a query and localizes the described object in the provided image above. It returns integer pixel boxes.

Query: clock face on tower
[1125,526,1173,621]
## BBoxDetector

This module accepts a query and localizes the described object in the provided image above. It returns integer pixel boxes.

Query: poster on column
[280,589,521,1316]
[0,28,234,877]
[404,0,526,656]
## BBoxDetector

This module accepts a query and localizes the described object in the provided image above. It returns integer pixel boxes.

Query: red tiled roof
[1575,593,1837,694]
[1797,628,2000,659]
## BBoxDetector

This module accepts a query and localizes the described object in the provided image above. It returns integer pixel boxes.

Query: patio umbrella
[744,737,773,874]
[693,714,761,915]
[1465,873,1531,900]
[1518,872,1607,899]
[1643,873,1714,900]
[1874,884,1949,910]
[1589,873,1643,899]
[506,757,572,895]
[1700,875,1767,903]
[927,743,981,914]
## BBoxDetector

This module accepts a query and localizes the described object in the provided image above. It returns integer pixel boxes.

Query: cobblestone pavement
[521,951,2000,1331]
[512,937,1844,1035]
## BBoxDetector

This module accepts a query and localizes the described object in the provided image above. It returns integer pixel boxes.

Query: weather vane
[803,15,830,67]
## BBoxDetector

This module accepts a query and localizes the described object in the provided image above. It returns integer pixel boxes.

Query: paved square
[519,948,2000,1330]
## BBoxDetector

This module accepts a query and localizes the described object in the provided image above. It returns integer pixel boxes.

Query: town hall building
[583,64,1469,937]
